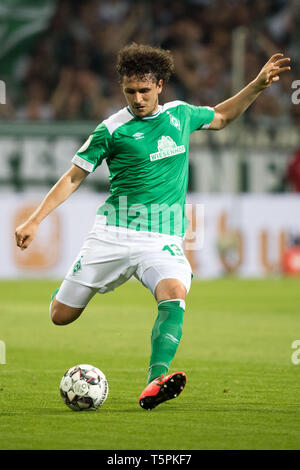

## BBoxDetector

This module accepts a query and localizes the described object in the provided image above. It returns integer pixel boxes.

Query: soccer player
[15,44,290,410]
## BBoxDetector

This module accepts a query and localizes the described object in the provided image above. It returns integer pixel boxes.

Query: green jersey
[72,100,214,237]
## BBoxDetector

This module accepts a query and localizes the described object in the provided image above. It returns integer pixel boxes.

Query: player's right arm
[15,164,89,250]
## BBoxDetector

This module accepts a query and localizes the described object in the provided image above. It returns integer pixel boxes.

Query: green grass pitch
[0,278,300,450]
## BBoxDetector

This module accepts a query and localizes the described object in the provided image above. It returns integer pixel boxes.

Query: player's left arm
[209,53,291,130]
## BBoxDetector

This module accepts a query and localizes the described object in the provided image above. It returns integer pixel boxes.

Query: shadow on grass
[0,407,143,416]
[0,404,188,416]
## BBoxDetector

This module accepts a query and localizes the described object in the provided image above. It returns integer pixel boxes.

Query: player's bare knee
[51,310,79,326]
[50,300,84,325]
[50,304,65,325]
[155,279,186,301]
[51,312,67,325]
[170,285,186,300]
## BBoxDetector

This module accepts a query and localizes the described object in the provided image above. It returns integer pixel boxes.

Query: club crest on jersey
[149,136,185,162]
[73,256,83,275]
[169,114,181,130]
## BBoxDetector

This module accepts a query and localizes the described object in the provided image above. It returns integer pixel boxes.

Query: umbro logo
[133,132,144,140]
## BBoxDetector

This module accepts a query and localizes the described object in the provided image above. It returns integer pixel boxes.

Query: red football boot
[139,371,187,410]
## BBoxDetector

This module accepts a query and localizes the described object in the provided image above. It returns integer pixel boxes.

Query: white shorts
[56,216,192,308]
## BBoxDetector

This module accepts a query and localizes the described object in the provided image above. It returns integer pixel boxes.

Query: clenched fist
[15,219,39,251]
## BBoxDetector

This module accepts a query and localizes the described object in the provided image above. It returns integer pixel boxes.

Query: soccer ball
[60,364,109,411]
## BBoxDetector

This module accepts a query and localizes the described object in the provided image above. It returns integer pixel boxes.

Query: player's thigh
[135,235,192,299]
[51,279,98,325]
[65,225,134,294]
[138,263,192,301]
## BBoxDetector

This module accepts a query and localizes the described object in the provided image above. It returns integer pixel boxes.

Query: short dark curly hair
[116,43,175,84]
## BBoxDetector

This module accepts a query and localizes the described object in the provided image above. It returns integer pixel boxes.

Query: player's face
[122,75,163,118]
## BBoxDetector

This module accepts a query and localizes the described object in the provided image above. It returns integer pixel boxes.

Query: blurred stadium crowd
[2,0,300,126]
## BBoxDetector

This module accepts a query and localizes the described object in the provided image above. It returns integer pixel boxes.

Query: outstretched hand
[254,53,291,90]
